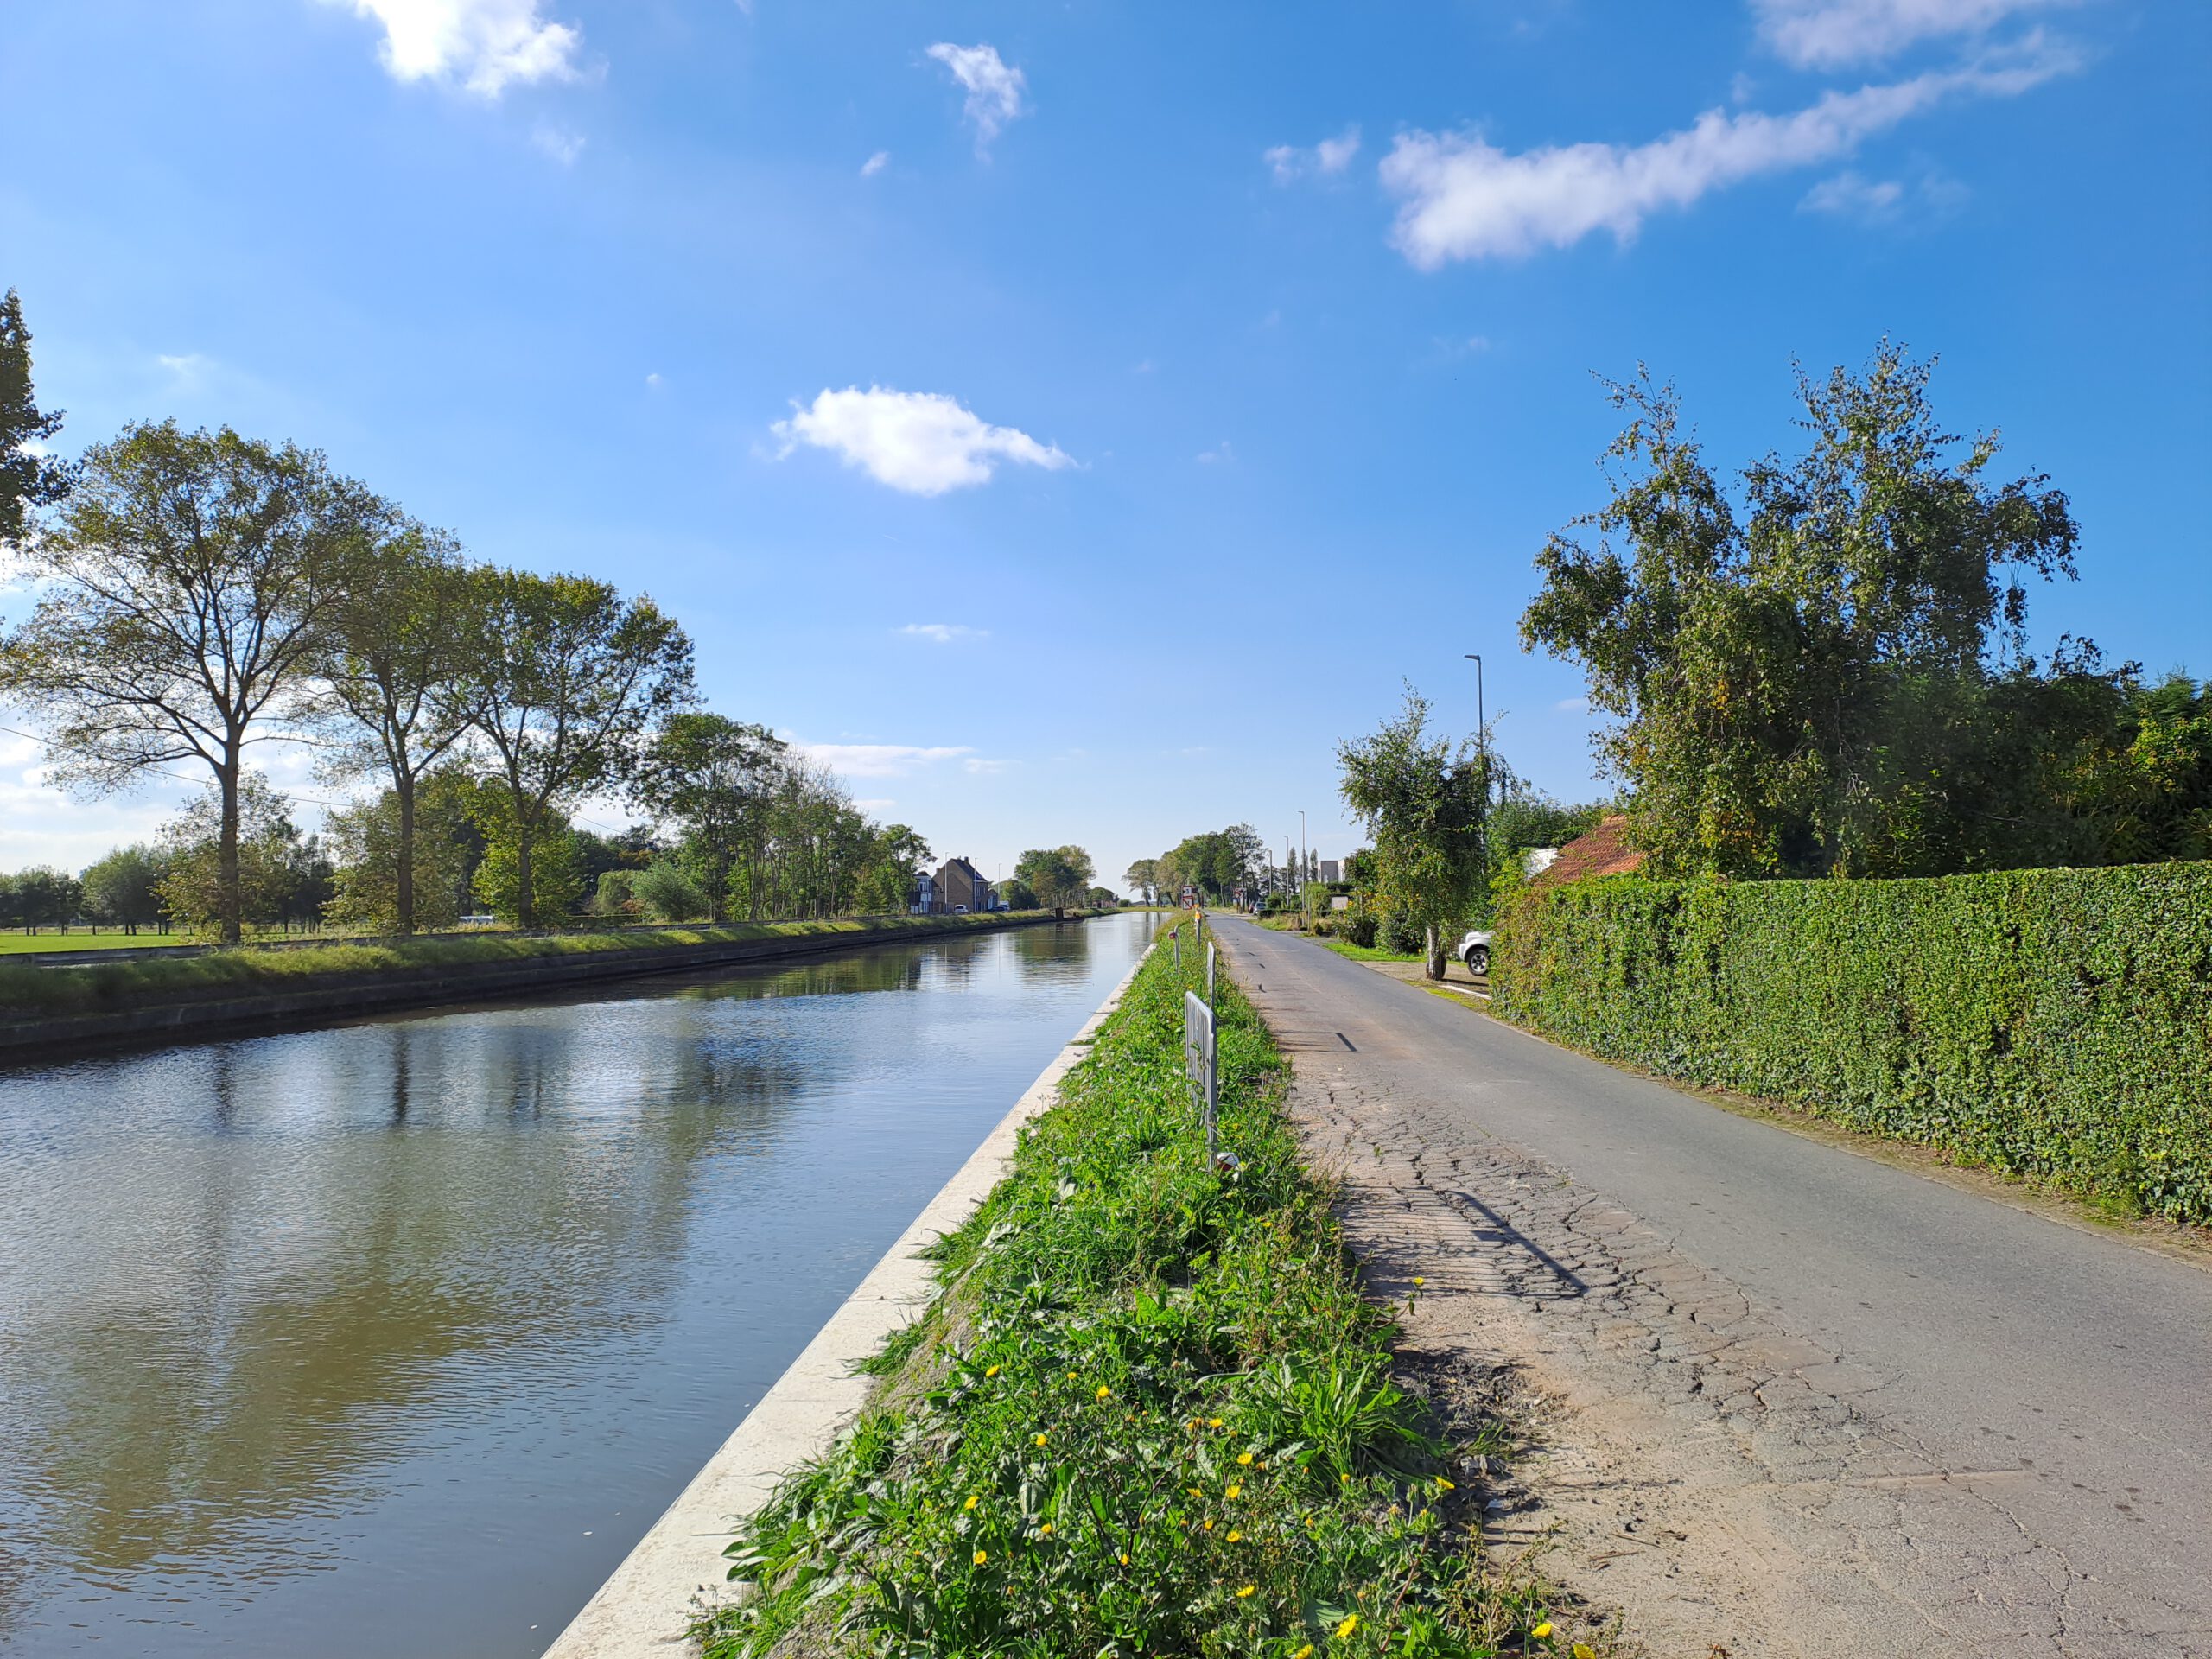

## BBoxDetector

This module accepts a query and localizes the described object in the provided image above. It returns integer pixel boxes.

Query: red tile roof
[1529,813,1647,887]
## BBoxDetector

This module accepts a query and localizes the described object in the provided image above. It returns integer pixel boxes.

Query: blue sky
[2,0,2207,889]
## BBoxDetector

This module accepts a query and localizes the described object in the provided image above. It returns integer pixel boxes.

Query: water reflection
[0,915,1149,1657]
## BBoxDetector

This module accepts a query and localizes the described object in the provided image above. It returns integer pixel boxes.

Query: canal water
[0,912,1158,1657]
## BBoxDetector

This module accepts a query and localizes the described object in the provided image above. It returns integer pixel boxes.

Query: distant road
[1212,914,2211,1659]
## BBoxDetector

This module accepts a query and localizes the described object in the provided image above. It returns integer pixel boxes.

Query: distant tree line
[0,289,938,941]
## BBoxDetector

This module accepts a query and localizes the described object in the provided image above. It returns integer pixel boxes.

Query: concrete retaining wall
[539,948,1150,1659]
[0,912,1067,1063]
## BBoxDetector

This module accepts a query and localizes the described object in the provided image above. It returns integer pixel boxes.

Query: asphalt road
[1211,915,2211,1658]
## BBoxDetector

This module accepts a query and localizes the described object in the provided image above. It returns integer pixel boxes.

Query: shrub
[1491,863,2212,1224]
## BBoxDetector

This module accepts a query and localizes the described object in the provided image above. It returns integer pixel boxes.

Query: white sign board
[1183,989,1217,1161]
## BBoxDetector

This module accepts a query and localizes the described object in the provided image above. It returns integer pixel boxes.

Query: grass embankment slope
[699,933,1567,1659]
[0,912,1052,1018]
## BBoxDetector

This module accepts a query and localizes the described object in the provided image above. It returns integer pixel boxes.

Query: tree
[448,568,694,927]
[0,289,74,546]
[1522,345,2080,878]
[0,865,81,932]
[0,423,384,941]
[312,523,475,933]
[323,768,481,933]
[995,874,1039,910]
[469,791,588,925]
[1337,686,1488,979]
[80,844,168,933]
[1015,845,1094,909]
[155,772,306,935]
[1123,857,1159,906]
[636,713,785,923]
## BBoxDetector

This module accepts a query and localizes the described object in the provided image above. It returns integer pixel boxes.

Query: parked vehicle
[1459,929,1491,976]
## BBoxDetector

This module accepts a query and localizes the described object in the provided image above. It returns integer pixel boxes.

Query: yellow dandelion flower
[1236,1452,1254,1465]
[1188,1486,1203,1497]
[1413,1275,1426,1287]
[1208,1417,1224,1428]
[1066,1371,1077,1381]
[1226,1529,1242,1542]
[984,1364,1001,1378]
[1294,1649,1314,1659]
[972,1549,988,1566]
[1573,1647,1597,1659]
[1531,1621,1553,1639]
[1336,1613,1360,1638]
[1202,1519,1214,1531]
[1118,1553,1130,1566]
[1033,1433,1049,1446]
[963,1495,979,1511]
[1236,1584,1256,1599]
[1039,1523,1052,1536]
[1434,1477,1455,1491]
[1096,1385,1112,1400]
[1225,1483,1242,1499]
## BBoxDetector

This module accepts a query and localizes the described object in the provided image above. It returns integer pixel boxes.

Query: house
[935,856,994,913]
[910,868,938,915]
[1528,814,1646,888]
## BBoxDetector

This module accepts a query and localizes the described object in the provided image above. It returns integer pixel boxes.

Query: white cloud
[1752,0,2076,68]
[1380,39,2072,266]
[899,623,989,644]
[772,386,1074,496]
[531,120,585,163]
[861,149,891,177]
[1555,696,1592,713]
[798,742,975,779]
[1799,168,1906,218]
[926,42,1027,150]
[322,0,583,97]
[645,372,663,388]
[1196,440,1234,464]
[156,353,213,385]
[1802,162,1970,222]
[1266,124,1361,184]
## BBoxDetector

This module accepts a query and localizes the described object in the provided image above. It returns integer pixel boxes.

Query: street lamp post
[1465,653,1491,878]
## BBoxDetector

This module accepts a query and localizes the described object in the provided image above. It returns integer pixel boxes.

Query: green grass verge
[696,934,1557,1659]
[0,912,1052,1018]
[0,931,175,955]
[1314,938,1424,965]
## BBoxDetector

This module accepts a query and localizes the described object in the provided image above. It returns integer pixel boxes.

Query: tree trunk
[218,754,243,946]
[1424,924,1446,982]
[395,772,417,935]
[516,813,536,930]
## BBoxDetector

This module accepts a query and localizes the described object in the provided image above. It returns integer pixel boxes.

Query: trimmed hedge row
[1491,862,2212,1224]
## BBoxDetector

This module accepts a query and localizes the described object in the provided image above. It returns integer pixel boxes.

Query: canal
[0,912,1158,1657]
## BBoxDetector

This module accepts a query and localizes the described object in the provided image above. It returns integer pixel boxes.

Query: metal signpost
[1183,988,1217,1166]
[1205,938,1216,1009]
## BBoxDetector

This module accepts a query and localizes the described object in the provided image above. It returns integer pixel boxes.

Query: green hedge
[1491,863,2212,1224]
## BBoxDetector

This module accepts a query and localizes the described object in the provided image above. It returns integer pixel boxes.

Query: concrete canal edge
[540,946,1154,1659]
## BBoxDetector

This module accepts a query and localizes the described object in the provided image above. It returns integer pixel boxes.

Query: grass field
[0,931,185,955]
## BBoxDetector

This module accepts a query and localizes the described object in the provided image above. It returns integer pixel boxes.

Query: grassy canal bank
[0,911,1084,1058]
[697,930,1566,1659]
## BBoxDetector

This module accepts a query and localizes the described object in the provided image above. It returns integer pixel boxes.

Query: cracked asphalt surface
[1209,915,2211,1658]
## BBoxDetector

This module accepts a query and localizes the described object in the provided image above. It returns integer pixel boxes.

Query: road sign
[1183,988,1217,1165]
